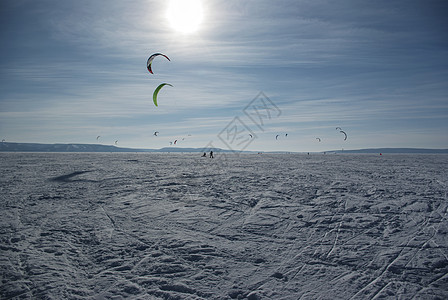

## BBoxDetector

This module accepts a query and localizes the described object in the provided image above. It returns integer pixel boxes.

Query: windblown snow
[1,153,447,299]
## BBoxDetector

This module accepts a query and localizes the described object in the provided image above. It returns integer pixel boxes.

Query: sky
[1,0,447,152]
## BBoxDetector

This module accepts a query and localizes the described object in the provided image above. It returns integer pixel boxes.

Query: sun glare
[167,0,203,34]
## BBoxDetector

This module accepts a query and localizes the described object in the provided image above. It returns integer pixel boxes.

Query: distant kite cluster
[275,133,288,140]
[272,128,348,143]
[154,131,191,146]
[94,135,119,146]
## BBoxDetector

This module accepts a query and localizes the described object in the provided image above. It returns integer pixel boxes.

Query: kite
[153,83,173,107]
[316,138,321,142]
[147,53,170,74]
[340,130,347,141]
[276,135,279,140]
[154,131,159,136]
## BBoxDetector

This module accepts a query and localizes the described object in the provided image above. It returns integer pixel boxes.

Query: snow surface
[1,153,447,299]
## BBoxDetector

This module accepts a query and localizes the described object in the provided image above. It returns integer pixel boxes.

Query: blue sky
[1,0,447,152]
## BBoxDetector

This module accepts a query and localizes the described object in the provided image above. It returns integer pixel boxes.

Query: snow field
[1,153,447,299]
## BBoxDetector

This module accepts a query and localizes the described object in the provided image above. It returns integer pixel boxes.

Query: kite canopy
[153,83,173,107]
[316,138,321,142]
[147,53,170,74]
[340,130,347,141]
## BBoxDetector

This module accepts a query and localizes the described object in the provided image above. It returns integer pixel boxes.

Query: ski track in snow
[1,153,447,299]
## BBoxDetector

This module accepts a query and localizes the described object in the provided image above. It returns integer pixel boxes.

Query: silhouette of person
[209,151,214,158]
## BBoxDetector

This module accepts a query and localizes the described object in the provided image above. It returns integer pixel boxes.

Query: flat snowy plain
[1,153,447,299]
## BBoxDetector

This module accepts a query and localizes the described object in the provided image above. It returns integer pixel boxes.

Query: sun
[167,0,203,34]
